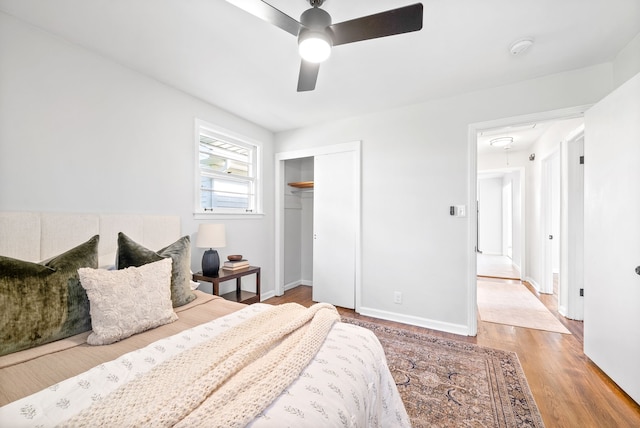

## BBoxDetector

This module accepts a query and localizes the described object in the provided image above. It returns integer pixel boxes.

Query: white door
[541,151,560,294]
[584,72,640,403]
[559,131,585,320]
[312,150,357,309]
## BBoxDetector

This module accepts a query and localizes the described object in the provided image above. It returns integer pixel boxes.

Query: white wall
[477,177,503,255]
[613,32,640,89]
[0,12,276,296]
[276,65,612,334]
[478,149,529,172]
[506,171,522,269]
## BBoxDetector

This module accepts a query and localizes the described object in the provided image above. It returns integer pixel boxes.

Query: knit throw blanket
[61,302,340,428]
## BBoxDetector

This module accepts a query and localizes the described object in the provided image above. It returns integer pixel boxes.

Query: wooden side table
[193,266,261,304]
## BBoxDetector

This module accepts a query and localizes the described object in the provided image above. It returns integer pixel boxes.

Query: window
[195,119,261,216]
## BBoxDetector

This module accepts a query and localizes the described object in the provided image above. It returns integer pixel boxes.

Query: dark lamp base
[202,248,220,277]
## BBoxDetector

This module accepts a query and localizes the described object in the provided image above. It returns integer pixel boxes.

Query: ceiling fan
[225,0,424,91]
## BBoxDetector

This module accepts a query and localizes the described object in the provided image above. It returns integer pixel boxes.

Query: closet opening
[274,141,362,311]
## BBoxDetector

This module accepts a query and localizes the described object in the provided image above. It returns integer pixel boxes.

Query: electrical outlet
[393,291,402,304]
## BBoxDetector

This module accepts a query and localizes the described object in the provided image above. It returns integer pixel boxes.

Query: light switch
[456,205,466,217]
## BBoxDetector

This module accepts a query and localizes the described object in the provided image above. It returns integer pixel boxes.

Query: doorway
[477,169,523,280]
[274,141,362,311]
[282,156,314,293]
[469,105,590,332]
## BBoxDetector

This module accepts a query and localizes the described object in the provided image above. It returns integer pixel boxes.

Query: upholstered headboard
[0,212,181,267]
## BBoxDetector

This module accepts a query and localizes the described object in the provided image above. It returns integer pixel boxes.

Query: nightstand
[193,266,261,304]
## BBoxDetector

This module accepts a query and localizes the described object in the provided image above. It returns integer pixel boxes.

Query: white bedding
[0,303,410,427]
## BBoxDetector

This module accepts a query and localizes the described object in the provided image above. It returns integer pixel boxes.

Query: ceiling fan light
[298,31,332,63]
[489,137,513,148]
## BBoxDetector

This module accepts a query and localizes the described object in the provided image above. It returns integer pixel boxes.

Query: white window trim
[194,118,264,219]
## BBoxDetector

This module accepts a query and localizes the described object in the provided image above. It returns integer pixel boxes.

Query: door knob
[548,235,553,240]
[636,266,640,276]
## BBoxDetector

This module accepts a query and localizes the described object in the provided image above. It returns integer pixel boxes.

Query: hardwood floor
[264,281,640,428]
[477,253,521,279]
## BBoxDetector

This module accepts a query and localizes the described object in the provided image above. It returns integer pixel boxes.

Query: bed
[0,212,409,427]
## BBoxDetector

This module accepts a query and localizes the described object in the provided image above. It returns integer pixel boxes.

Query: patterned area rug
[342,318,545,428]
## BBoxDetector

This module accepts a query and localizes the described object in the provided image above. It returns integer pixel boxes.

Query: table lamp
[196,224,226,277]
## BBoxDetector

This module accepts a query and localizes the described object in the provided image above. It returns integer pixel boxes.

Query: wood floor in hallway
[477,253,521,279]
[264,282,640,428]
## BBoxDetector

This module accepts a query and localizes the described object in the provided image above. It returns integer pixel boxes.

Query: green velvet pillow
[0,235,99,356]
[116,232,196,308]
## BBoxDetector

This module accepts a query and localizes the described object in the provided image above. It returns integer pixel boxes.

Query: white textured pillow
[78,258,178,345]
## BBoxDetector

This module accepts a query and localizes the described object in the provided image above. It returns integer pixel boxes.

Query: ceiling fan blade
[225,0,301,36]
[297,60,320,92]
[329,3,423,46]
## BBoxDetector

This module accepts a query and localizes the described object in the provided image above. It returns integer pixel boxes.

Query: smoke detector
[510,39,533,56]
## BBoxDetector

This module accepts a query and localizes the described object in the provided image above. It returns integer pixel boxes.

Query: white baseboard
[524,276,541,292]
[283,280,312,292]
[558,304,568,318]
[260,290,276,301]
[357,306,471,336]
[283,280,299,291]
[266,280,313,301]
[268,285,471,335]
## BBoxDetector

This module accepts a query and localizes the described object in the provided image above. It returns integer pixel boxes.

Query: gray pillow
[0,235,99,356]
[116,232,196,307]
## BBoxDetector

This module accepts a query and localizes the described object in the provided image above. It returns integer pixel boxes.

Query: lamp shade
[196,224,226,248]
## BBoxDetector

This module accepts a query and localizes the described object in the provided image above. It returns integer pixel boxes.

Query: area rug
[342,318,545,428]
[477,280,571,334]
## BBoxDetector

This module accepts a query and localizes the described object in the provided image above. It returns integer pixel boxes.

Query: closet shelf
[288,181,314,189]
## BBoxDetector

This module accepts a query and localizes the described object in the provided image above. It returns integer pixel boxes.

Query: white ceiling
[477,121,554,155]
[0,0,638,133]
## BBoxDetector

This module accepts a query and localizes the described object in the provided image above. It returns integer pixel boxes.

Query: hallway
[477,253,520,279]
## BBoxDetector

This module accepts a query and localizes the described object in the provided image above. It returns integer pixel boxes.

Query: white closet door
[312,150,357,309]
[584,72,640,403]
